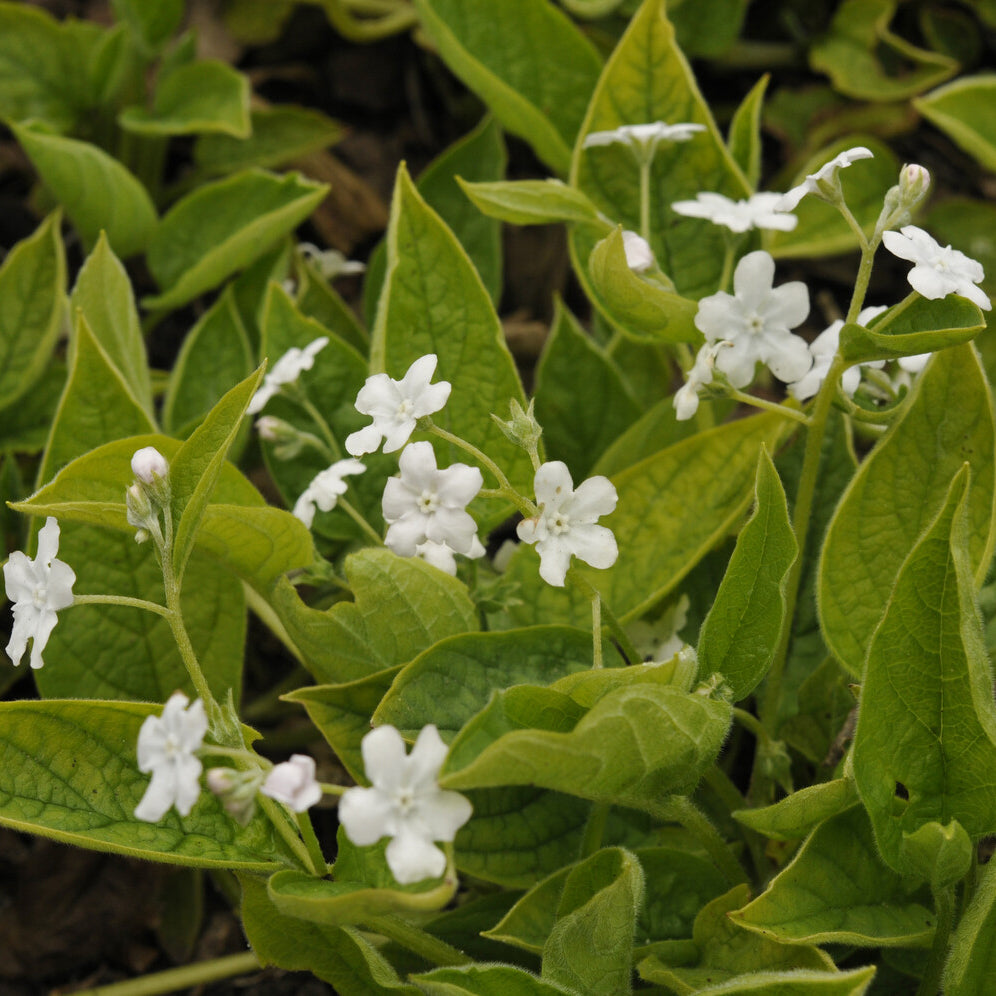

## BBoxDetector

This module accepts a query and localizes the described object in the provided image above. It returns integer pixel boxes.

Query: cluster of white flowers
[248,337,329,415]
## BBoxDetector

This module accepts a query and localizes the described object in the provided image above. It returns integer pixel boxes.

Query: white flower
[261,754,323,812]
[622,230,655,272]
[346,354,452,456]
[673,341,727,421]
[3,517,75,670]
[293,458,366,528]
[134,692,207,822]
[583,121,706,159]
[882,225,991,311]
[383,442,482,558]
[776,147,874,212]
[671,192,798,233]
[694,250,811,389]
[338,725,472,885]
[415,536,486,576]
[516,462,618,587]
[898,352,930,374]
[247,337,329,415]
[629,595,690,662]
[131,446,169,484]
[788,305,888,402]
[298,242,366,280]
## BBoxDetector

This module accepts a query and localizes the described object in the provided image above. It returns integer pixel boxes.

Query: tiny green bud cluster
[492,398,543,459]
[126,447,171,544]
[876,163,931,238]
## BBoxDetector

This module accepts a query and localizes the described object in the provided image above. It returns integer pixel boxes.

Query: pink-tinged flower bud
[899,163,931,208]
[131,447,169,484]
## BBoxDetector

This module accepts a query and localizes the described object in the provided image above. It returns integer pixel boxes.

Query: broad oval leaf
[412,965,578,996]
[915,75,996,173]
[733,779,858,842]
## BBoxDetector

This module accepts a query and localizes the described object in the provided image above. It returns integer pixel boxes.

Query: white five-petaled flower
[3,517,75,670]
[293,458,367,528]
[694,250,811,389]
[382,442,482,558]
[247,337,329,415]
[134,692,208,823]
[338,724,472,885]
[346,354,452,456]
[516,462,618,588]
[622,230,655,272]
[298,242,366,280]
[775,146,874,212]
[261,754,323,812]
[583,121,706,160]
[788,306,887,403]
[415,536,486,576]
[671,192,798,233]
[882,225,991,311]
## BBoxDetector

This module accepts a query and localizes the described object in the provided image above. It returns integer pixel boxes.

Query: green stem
[727,389,810,425]
[662,795,747,886]
[339,497,385,545]
[639,157,652,245]
[717,238,737,294]
[68,952,260,996]
[569,573,642,665]
[258,794,321,873]
[580,802,611,858]
[320,781,348,796]
[297,810,329,874]
[295,392,343,460]
[591,591,603,669]
[917,885,955,996]
[733,706,772,745]
[72,593,170,618]
[838,200,870,253]
[366,914,472,967]
[881,290,919,326]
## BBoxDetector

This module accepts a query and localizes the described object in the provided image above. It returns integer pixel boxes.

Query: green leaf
[727,75,768,189]
[767,137,899,259]
[667,0,750,58]
[0,360,65,454]
[293,254,369,355]
[944,852,996,995]
[412,0,602,175]
[413,965,578,996]
[698,448,796,702]
[851,469,996,874]
[541,848,644,996]
[839,294,985,365]
[733,779,859,841]
[12,123,157,258]
[0,211,65,413]
[533,302,640,479]
[586,227,700,343]
[371,164,532,528]
[144,169,328,311]
[70,232,153,414]
[901,820,973,891]
[0,700,289,870]
[810,0,957,101]
[373,627,616,742]
[818,345,996,676]
[591,394,698,478]
[240,874,420,994]
[639,964,876,996]
[506,413,783,628]
[119,60,251,138]
[194,105,345,176]
[915,75,996,173]
[570,0,750,300]
[110,0,183,52]
[458,179,604,227]
[272,548,479,684]
[440,668,731,817]
[162,287,255,436]
[731,805,935,947]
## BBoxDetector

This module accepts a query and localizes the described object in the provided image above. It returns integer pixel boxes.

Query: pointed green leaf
[852,470,996,873]
[119,60,250,137]
[915,75,996,173]
[639,963,876,996]
[541,848,644,996]
[819,345,996,676]
[412,0,602,175]
[293,254,368,354]
[13,123,157,257]
[272,548,479,684]
[0,700,289,869]
[144,169,328,310]
[591,394,698,478]
[459,178,603,227]
[413,965,578,996]
[70,232,153,414]
[109,0,183,51]
[944,853,996,995]
[731,805,935,947]
[733,779,859,841]
[0,211,65,413]
[698,449,796,701]
[0,361,65,454]
[570,0,750,300]
[727,75,768,190]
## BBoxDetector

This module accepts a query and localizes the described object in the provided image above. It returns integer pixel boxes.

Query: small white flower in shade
[247,337,330,415]
[673,341,728,422]
[383,442,482,558]
[694,250,811,389]
[3,517,75,670]
[622,230,655,272]
[346,354,452,456]
[338,724,472,885]
[788,305,888,402]
[583,121,706,159]
[671,192,798,233]
[292,458,367,528]
[629,595,690,662]
[882,225,991,311]
[134,692,208,822]
[516,462,618,588]
[261,754,323,812]
[415,535,486,576]
[298,242,366,280]
[776,147,874,212]
[130,446,169,484]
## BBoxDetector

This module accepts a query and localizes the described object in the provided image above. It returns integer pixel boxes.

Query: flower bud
[255,415,308,460]
[261,755,322,812]
[206,766,265,826]
[899,163,931,208]
[622,230,655,273]
[126,483,154,539]
[131,447,169,484]
[491,398,543,454]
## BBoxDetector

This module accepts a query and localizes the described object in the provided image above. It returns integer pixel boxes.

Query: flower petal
[418,788,473,841]
[362,725,408,791]
[385,825,447,884]
[567,523,619,571]
[533,461,574,507]
[338,786,395,846]
[406,725,448,793]
[564,475,617,523]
